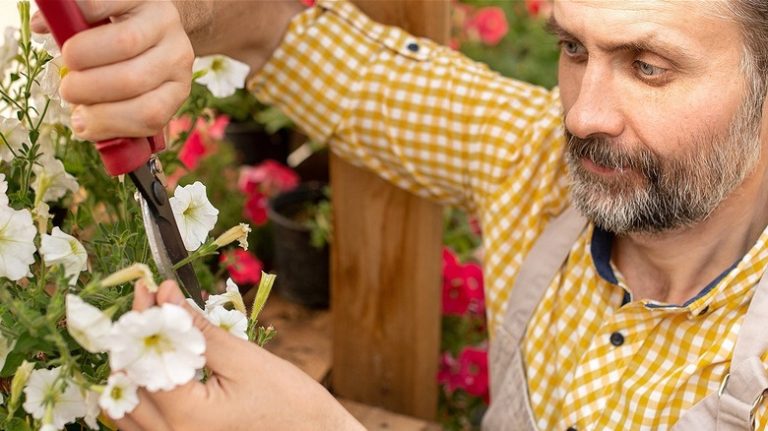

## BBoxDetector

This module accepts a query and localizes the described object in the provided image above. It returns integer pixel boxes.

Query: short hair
[728,0,768,113]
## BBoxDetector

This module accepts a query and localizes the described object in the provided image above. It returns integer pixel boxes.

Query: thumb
[155,281,247,379]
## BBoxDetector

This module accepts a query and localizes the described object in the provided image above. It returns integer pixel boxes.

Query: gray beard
[564,102,762,235]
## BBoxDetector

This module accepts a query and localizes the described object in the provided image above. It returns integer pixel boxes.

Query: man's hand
[116,281,365,431]
[31,1,194,142]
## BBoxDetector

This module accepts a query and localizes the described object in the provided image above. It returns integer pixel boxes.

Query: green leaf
[0,351,25,378]
[9,73,19,82]
[15,111,23,121]
[5,417,32,431]
[28,129,38,145]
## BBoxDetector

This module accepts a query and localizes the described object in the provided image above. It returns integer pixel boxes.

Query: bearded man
[38,0,768,429]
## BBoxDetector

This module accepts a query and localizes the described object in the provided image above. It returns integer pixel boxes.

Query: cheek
[558,57,582,117]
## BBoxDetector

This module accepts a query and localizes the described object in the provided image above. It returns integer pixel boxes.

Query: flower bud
[213,223,251,251]
[10,360,33,408]
[100,263,157,292]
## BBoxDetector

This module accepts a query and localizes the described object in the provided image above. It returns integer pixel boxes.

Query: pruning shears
[35,0,204,306]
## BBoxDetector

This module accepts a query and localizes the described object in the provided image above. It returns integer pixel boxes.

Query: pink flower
[238,160,299,198]
[168,114,231,171]
[179,130,206,170]
[220,249,263,285]
[467,7,508,46]
[457,346,489,402]
[437,352,463,392]
[244,192,269,226]
[442,248,485,316]
[299,0,315,6]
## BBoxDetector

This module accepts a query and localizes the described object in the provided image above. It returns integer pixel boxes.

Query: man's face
[555,0,764,234]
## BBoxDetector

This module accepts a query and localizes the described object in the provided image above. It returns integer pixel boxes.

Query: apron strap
[715,268,768,429]
[496,205,587,347]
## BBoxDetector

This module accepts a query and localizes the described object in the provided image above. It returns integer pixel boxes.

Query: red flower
[457,346,489,401]
[220,249,263,286]
[179,130,206,170]
[299,0,315,6]
[244,192,269,226]
[238,160,300,198]
[442,247,485,316]
[466,7,508,46]
[525,0,553,18]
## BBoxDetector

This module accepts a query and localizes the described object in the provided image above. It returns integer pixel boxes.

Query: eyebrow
[545,16,702,68]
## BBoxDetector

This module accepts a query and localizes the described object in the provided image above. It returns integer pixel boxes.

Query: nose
[564,63,625,139]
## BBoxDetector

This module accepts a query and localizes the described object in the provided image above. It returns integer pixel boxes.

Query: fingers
[61,3,179,71]
[155,281,247,381]
[60,41,189,105]
[70,80,191,141]
[132,280,156,311]
[53,1,193,141]
[116,388,173,431]
[30,12,49,34]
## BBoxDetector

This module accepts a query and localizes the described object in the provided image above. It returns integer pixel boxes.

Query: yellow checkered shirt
[248,1,768,429]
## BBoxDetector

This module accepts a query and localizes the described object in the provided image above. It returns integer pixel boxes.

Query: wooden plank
[329,2,449,420]
[339,399,443,431]
[254,293,332,383]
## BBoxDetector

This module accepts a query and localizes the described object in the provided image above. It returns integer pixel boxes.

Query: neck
[613,159,768,305]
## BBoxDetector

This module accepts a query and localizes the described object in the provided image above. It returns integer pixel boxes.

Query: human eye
[633,60,669,83]
[558,39,587,58]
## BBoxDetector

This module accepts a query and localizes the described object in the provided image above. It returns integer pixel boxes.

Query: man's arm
[173,0,305,74]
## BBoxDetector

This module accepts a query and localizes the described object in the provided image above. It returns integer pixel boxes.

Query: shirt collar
[589,226,740,312]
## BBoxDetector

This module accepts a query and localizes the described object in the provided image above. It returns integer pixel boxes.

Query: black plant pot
[267,182,330,309]
[225,121,291,166]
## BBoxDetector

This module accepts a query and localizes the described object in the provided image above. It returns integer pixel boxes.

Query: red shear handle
[35,0,166,176]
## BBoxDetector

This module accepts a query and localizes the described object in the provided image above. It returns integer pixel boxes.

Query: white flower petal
[66,295,112,353]
[32,156,79,203]
[170,181,219,251]
[99,373,139,420]
[193,55,250,98]
[0,116,26,162]
[42,228,88,285]
[0,206,36,281]
[109,304,206,392]
[22,367,87,428]
[206,306,248,340]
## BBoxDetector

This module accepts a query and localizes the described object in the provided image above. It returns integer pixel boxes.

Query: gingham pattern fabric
[248,1,768,429]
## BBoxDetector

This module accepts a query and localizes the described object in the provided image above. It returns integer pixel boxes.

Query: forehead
[552,0,741,55]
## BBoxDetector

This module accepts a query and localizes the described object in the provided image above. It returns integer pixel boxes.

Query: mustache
[565,132,661,179]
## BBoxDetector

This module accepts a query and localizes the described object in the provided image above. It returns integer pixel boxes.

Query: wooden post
[330,0,449,421]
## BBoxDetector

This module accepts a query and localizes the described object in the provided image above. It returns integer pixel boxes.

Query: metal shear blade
[129,160,204,306]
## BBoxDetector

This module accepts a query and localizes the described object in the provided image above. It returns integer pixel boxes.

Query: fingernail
[30,13,42,28]
[70,110,85,135]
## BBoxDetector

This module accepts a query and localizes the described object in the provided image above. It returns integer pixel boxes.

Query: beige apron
[481,206,768,430]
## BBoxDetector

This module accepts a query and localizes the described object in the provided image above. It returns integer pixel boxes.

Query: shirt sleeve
[248,0,565,214]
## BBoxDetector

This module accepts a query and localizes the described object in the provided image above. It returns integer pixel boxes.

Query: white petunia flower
[22,367,88,429]
[32,156,79,203]
[0,173,8,206]
[109,303,206,392]
[99,373,139,420]
[41,227,88,285]
[0,116,26,162]
[65,295,112,353]
[169,181,219,251]
[205,278,247,314]
[0,206,36,281]
[0,27,18,75]
[39,424,58,431]
[83,389,101,430]
[32,33,60,57]
[38,56,65,95]
[206,306,248,340]
[193,55,250,98]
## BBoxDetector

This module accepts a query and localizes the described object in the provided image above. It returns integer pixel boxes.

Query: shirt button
[406,42,420,52]
[610,331,625,346]
[566,427,578,431]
